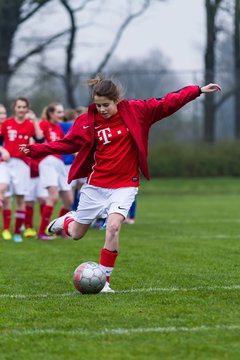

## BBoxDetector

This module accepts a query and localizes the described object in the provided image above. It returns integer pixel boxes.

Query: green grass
[1,178,240,359]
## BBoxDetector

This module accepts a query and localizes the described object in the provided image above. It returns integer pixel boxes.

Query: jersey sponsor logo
[49,131,58,141]
[83,125,90,129]
[97,128,112,145]
[7,129,17,141]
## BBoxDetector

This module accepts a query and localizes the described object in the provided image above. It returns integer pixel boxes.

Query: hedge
[148,141,240,177]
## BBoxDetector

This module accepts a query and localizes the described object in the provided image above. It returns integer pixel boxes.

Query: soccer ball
[73,261,106,294]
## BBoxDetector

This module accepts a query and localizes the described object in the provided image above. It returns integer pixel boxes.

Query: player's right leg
[47,212,90,239]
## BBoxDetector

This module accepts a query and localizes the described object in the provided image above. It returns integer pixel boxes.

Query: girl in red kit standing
[36,103,73,240]
[22,110,48,239]
[0,104,14,241]
[0,97,43,242]
[20,75,221,291]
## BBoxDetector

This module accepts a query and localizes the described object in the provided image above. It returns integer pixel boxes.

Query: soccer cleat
[2,229,12,241]
[23,227,37,238]
[47,211,75,235]
[100,282,115,293]
[38,233,56,241]
[13,234,23,243]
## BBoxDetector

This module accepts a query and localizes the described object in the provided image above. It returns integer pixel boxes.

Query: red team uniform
[23,85,201,284]
[0,117,36,239]
[87,112,139,188]
[36,119,71,239]
[0,118,35,164]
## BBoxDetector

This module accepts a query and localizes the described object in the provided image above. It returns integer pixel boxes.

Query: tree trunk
[234,0,240,138]
[0,1,21,104]
[204,0,217,143]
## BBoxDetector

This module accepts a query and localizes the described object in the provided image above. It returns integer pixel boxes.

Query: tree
[41,0,158,107]
[0,0,164,108]
[203,0,223,143]
[0,0,53,105]
[234,0,240,137]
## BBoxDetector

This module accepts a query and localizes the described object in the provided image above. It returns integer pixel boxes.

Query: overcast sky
[113,0,205,71]
[17,0,206,74]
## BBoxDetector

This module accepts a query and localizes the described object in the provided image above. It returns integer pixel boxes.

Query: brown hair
[64,108,77,122]
[75,106,87,116]
[45,102,62,121]
[12,97,30,112]
[88,74,124,101]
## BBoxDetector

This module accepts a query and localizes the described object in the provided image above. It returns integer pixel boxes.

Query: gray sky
[114,0,205,71]
[16,0,205,74]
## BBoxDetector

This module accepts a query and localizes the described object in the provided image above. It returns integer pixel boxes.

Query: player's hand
[26,110,38,123]
[19,144,30,154]
[200,83,221,93]
[0,148,10,161]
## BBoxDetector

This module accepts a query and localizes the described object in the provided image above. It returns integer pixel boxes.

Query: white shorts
[74,184,138,224]
[39,156,72,191]
[0,158,30,196]
[25,177,48,202]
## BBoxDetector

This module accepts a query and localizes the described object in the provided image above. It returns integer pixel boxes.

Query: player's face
[14,100,29,120]
[94,96,118,118]
[0,106,7,123]
[50,104,65,123]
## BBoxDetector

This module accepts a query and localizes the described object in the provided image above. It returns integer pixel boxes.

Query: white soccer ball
[73,261,106,294]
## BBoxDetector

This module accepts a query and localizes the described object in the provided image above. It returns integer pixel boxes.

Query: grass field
[1,178,240,360]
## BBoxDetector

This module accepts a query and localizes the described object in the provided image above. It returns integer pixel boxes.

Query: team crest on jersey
[49,131,59,141]
[7,129,18,141]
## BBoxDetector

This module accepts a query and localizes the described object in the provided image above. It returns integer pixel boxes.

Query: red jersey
[39,119,64,161]
[0,118,35,165]
[26,85,201,183]
[87,112,139,188]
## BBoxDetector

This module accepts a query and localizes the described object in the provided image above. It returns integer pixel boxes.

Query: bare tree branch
[39,64,65,80]
[74,0,95,12]
[92,0,151,77]
[59,0,77,106]
[11,28,71,73]
[20,0,52,24]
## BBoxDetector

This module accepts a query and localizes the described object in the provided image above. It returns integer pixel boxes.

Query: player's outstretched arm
[200,83,221,93]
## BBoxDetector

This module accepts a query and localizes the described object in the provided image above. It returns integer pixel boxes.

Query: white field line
[2,324,240,337]
[142,219,240,224]
[1,284,240,299]
[142,234,240,239]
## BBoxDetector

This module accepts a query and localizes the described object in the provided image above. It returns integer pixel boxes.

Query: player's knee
[71,231,84,241]
[107,222,120,236]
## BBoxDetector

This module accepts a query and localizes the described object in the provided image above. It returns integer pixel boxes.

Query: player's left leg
[99,187,138,293]
[2,196,12,241]
[99,213,123,293]
[13,195,25,242]
[12,159,30,243]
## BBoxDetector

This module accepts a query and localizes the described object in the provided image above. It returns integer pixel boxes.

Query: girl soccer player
[20,76,221,290]
[36,103,73,240]
[0,97,43,242]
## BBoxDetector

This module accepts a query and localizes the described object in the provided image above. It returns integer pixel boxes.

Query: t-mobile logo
[97,128,112,144]
[8,129,17,141]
